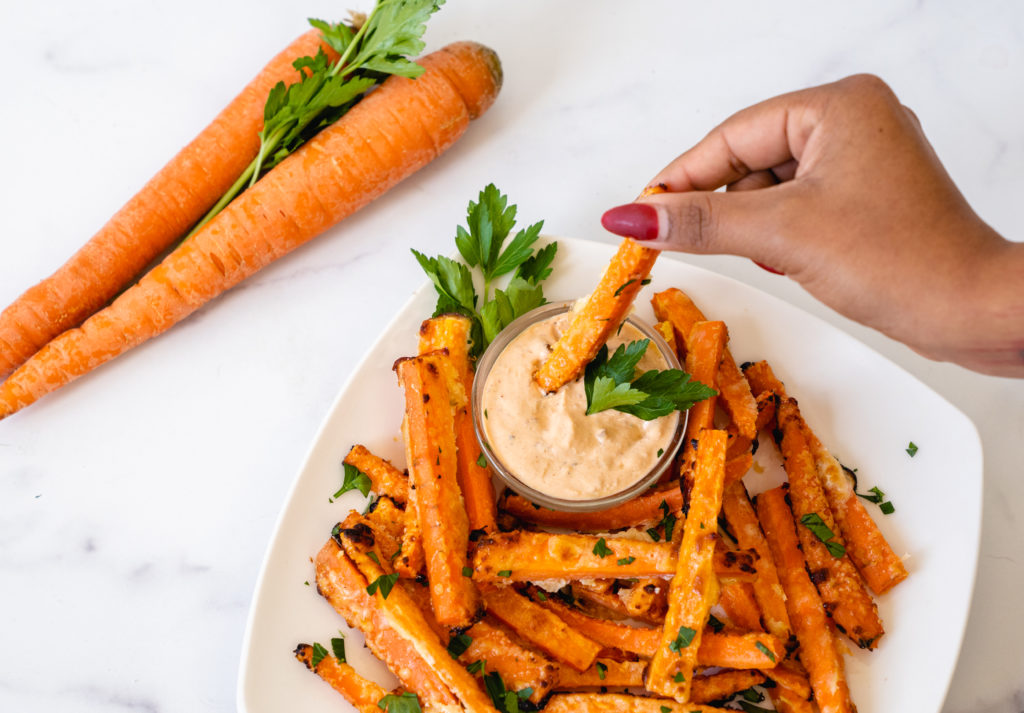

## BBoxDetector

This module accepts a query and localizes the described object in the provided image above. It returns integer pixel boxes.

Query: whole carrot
[0,29,332,380]
[0,41,503,420]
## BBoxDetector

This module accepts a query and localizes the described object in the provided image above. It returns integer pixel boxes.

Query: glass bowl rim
[471,300,687,512]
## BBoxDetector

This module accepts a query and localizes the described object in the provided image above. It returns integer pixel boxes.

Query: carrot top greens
[187,0,444,239]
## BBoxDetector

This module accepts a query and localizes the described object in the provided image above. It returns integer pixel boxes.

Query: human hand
[601,74,1024,377]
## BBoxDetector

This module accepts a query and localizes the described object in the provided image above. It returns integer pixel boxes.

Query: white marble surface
[0,1,1022,711]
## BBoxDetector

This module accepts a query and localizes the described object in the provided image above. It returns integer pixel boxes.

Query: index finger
[649,83,828,193]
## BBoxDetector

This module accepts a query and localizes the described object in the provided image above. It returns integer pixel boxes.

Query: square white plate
[237,236,982,713]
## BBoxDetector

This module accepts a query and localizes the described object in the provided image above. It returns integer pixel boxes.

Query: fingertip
[601,203,661,241]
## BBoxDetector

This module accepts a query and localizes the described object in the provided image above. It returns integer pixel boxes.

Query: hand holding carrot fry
[601,74,1024,377]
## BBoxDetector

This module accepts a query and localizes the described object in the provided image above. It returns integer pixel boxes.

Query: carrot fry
[0,30,334,380]
[294,644,388,713]
[768,683,817,713]
[756,486,854,713]
[651,288,758,439]
[543,693,729,712]
[799,417,908,595]
[724,452,753,486]
[471,530,755,582]
[395,470,426,579]
[655,319,678,357]
[344,445,409,505]
[695,631,784,669]
[395,352,480,630]
[776,398,884,649]
[570,582,663,625]
[691,670,767,705]
[314,538,458,708]
[502,484,682,531]
[648,429,727,700]
[336,507,402,567]
[741,360,787,400]
[624,578,665,621]
[418,314,498,534]
[536,594,660,657]
[534,238,659,392]
[754,390,778,432]
[673,322,726,482]
[554,658,646,690]
[761,659,813,700]
[0,41,503,419]
[721,481,792,641]
[462,618,558,704]
[719,581,764,633]
[362,496,406,551]
[481,586,602,672]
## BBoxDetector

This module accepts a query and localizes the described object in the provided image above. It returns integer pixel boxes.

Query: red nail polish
[753,260,785,276]
[601,203,660,241]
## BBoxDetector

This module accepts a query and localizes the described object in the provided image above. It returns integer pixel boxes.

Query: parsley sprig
[800,513,846,558]
[583,340,716,420]
[413,185,557,357]
[187,0,443,239]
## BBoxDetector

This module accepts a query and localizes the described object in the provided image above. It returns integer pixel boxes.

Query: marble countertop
[1,1,1022,711]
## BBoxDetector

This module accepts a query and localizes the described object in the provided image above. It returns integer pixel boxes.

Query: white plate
[236,236,982,713]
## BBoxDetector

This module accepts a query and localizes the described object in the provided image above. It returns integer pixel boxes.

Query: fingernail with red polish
[601,203,660,241]
[753,260,785,276]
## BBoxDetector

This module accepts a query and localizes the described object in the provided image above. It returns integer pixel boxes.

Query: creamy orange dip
[480,314,679,501]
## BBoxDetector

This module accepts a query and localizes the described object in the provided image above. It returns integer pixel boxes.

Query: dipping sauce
[480,313,680,501]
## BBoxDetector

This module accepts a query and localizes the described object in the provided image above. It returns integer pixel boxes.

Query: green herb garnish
[476,452,488,468]
[799,513,846,558]
[366,572,400,599]
[583,340,715,420]
[593,537,614,557]
[331,635,347,663]
[906,441,918,457]
[755,641,776,662]
[617,556,636,566]
[378,692,423,713]
[334,462,372,499]
[413,185,556,357]
[462,566,473,577]
[310,642,329,668]
[668,626,696,653]
[447,633,473,658]
[596,662,607,680]
[496,569,512,578]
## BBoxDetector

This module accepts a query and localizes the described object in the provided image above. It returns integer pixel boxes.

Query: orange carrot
[756,486,854,713]
[343,445,409,505]
[481,586,602,672]
[395,352,480,630]
[673,322,726,482]
[651,288,758,439]
[719,581,764,632]
[691,670,767,705]
[0,41,503,419]
[461,618,558,704]
[502,484,683,531]
[294,644,388,713]
[534,238,659,392]
[776,398,884,649]
[554,658,646,689]
[543,693,728,713]
[418,314,497,534]
[721,481,792,641]
[648,429,727,700]
[0,30,333,381]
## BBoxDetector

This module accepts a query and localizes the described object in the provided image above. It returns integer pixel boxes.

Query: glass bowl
[472,301,686,512]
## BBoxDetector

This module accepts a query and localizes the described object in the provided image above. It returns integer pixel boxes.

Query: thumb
[601,188,793,269]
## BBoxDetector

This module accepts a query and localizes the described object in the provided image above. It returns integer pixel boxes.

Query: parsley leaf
[496,569,512,578]
[592,538,614,557]
[617,556,636,566]
[755,641,776,662]
[366,572,400,599]
[378,692,423,713]
[414,185,556,357]
[466,659,486,674]
[310,642,329,668]
[331,635,346,663]
[334,462,372,499]
[596,661,607,680]
[906,441,919,457]
[668,626,696,653]
[476,452,488,468]
[447,633,473,659]
[583,341,715,420]
[659,500,678,542]
[674,671,685,683]
[799,513,846,558]
[879,501,895,515]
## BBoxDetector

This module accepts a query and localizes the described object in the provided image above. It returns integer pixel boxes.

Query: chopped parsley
[906,441,918,457]
[366,572,400,599]
[583,340,716,420]
[367,551,380,564]
[496,569,512,578]
[334,462,372,499]
[593,537,614,557]
[674,671,685,683]
[659,500,678,542]
[377,692,422,713]
[755,641,776,662]
[613,278,638,297]
[799,513,846,558]
[462,566,473,577]
[668,626,696,653]
[466,659,486,674]
[879,501,895,515]
[447,633,473,659]
[596,662,607,680]
[331,635,346,663]
[534,589,548,601]
[617,556,636,566]
[310,642,329,668]
[476,452,488,468]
